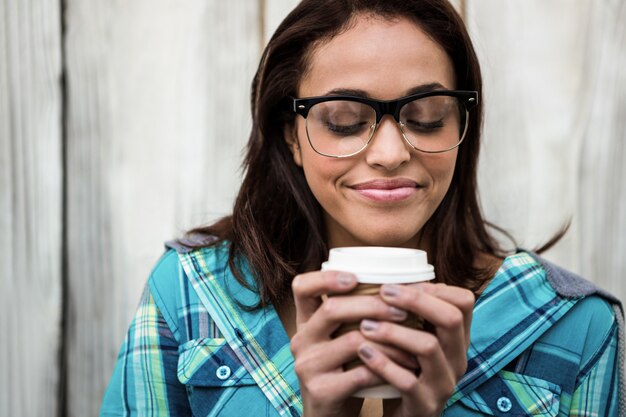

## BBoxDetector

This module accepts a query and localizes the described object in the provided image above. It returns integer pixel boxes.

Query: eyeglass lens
[305,95,465,157]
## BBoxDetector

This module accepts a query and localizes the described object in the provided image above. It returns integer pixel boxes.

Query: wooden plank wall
[64,1,260,415]
[466,0,626,292]
[0,1,624,416]
[0,0,63,415]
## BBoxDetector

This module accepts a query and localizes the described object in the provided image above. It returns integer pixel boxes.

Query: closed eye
[325,121,369,136]
[403,119,444,133]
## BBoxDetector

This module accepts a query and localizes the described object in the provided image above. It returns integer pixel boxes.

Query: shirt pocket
[457,370,561,416]
[178,338,269,417]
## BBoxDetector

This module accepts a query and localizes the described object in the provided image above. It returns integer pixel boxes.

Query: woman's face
[289,15,458,249]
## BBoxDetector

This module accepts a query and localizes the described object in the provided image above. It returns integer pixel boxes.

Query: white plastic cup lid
[321,246,435,284]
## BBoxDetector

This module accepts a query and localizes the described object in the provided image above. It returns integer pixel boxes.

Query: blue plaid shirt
[100,243,622,416]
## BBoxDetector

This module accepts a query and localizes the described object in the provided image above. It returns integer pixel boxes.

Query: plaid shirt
[100,244,622,416]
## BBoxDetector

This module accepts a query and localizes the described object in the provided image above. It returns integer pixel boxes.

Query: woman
[100,0,623,416]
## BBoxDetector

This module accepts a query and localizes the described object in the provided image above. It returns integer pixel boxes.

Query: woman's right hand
[290,270,418,417]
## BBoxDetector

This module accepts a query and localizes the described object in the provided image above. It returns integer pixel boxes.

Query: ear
[284,123,303,167]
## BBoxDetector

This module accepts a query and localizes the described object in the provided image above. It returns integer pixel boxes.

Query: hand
[356,282,474,417]
[290,271,421,417]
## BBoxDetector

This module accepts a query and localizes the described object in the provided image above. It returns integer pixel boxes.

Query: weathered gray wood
[2,1,622,416]
[577,1,626,299]
[264,0,300,44]
[264,0,465,43]
[0,0,63,415]
[64,1,261,415]
[467,0,625,303]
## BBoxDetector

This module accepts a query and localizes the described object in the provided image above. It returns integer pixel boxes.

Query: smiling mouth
[350,179,422,202]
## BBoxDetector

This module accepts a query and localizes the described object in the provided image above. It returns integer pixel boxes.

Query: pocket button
[496,396,512,413]
[216,365,231,380]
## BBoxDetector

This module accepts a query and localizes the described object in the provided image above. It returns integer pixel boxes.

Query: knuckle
[421,334,440,356]
[293,358,308,377]
[320,297,338,315]
[291,275,305,293]
[397,377,418,392]
[459,289,476,309]
[308,377,338,402]
[306,380,325,402]
[424,403,440,416]
[444,309,464,328]
[290,334,302,354]
[352,366,371,387]
[345,330,364,347]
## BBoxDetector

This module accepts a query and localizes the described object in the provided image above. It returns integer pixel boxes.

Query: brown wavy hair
[185,0,530,309]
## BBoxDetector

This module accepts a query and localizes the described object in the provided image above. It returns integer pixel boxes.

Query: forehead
[299,15,456,99]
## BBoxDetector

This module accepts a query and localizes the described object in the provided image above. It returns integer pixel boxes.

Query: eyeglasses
[291,90,478,158]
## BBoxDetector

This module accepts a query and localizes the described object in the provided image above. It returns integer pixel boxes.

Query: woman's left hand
[357,282,475,417]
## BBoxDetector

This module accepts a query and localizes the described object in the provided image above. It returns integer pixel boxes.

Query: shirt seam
[575,319,618,387]
[149,270,181,341]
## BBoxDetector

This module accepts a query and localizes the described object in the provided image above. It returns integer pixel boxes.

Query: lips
[349,178,422,202]
[351,178,420,190]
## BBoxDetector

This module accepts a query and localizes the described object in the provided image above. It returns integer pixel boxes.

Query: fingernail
[359,344,376,360]
[382,284,401,298]
[361,319,379,332]
[389,306,407,320]
[337,273,356,287]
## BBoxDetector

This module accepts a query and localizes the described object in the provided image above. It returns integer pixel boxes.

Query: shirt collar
[448,252,577,404]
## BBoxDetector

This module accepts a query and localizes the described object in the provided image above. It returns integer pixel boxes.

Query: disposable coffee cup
[321,246,435,399]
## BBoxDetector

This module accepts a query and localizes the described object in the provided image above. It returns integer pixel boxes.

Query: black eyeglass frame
[291,90,479,157]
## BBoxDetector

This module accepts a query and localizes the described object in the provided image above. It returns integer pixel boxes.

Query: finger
[292,270,358,325]
[292,330,418,377]
[380,284,470,352]
[360,316,467,380]
[304,365,385,402]
[300,294,409,342]
[292,330,364,374]
[368,341,420,370]
[358,342,455,404]
[415,283,474,346]
[360,320,446,362]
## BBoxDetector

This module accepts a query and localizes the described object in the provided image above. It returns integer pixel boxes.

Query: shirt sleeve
[568,319,620,416]
[99,284,191,416]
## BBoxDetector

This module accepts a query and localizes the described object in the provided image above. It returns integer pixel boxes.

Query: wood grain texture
[264,0,300,44]
[2,0,623,416]
[467,0,585,261]
[264,0,466,42]
[64,1,261,415]
[577,0,626,298]
[0,0,63,415]
[466,0,625,302]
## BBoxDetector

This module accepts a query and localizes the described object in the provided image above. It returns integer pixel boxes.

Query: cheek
[423,151,458,189]
[297,145,355,208]
[296,123,344,189]
[300,152,345,194]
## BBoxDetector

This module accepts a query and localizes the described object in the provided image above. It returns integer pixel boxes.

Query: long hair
[187,0,513,309]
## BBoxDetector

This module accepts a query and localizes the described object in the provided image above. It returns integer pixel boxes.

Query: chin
[354,229,422,248]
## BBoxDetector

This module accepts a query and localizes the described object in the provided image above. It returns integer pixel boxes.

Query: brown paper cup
[321,247,435,398]
[331,283,425,370]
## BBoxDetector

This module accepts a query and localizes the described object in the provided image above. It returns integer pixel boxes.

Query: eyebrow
[324,82,447,98]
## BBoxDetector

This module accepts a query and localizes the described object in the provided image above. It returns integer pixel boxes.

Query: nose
[364,115,411,170]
